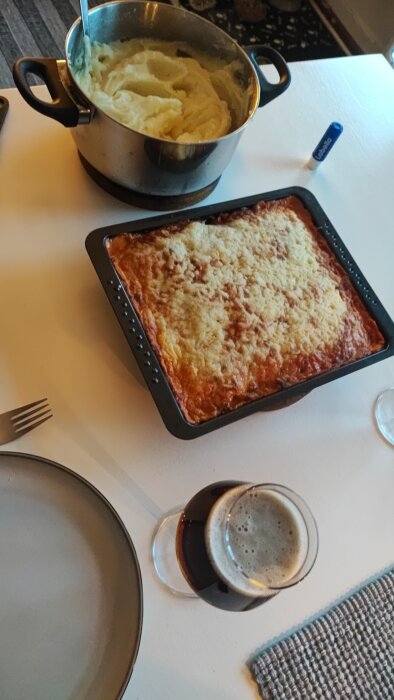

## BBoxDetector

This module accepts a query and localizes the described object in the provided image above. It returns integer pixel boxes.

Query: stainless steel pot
[13,0,291,202]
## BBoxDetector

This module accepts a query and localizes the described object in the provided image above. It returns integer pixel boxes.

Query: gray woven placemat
[250,567,394,700]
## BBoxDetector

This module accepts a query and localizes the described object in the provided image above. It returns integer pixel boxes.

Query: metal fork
[0,399,53,445]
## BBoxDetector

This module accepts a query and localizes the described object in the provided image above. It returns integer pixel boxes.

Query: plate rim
[0,449,143,700]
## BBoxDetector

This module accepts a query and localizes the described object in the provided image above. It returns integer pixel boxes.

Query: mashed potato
[74,38,244,142]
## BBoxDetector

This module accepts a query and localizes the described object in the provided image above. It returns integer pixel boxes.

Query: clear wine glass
[374,387,394,446]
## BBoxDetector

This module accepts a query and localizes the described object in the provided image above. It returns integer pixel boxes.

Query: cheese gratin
[107,197,385,424]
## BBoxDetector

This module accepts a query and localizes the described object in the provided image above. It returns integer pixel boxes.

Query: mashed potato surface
[74,38,243,143]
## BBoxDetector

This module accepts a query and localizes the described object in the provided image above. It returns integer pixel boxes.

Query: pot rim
[64,0,261,146]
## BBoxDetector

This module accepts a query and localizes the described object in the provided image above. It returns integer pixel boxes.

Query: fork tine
[13,413,53,438]
[14,407,52,433]
[8,398,48,420]
[12,403,50,426]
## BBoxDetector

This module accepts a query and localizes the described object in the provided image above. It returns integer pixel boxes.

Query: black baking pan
[85,186,394,439]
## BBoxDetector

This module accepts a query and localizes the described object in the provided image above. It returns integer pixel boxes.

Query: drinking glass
[152,480,318,611]
[374,387,394,446]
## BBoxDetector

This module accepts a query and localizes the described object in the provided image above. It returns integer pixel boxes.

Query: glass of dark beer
[152,481,318,611]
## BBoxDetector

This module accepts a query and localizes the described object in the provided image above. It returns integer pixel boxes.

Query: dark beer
[175,480,314,612]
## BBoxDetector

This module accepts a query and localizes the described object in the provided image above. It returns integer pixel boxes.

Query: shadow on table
[1,126,144,219]
[0,254,146,389]
[0,255,170,517]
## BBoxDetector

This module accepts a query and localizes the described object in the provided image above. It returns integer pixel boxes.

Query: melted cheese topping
[107,197,384,423]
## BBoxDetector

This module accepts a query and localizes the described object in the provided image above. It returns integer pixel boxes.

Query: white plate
[0,451,143,700]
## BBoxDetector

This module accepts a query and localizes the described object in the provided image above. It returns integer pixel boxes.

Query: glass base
[375,388,394,446]
[151,507,197,597]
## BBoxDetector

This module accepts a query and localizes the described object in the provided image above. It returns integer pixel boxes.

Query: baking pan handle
[244,45,291,107]
[13,57,88,127]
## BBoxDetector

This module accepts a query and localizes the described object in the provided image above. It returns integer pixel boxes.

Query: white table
[0,54,393,699]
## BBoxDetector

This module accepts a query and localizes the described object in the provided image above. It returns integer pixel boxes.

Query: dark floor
[0,0,346,89]
[182,0,346,62]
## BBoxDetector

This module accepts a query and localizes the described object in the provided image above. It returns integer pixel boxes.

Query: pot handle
[244,46,291,107]
[13,57,84,127]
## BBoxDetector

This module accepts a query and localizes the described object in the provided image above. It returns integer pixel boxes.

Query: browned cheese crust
[107,197,385,424]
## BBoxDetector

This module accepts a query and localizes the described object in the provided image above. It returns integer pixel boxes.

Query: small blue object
[308,122,343,169]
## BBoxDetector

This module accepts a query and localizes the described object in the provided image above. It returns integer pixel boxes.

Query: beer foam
[205,486,308,597]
